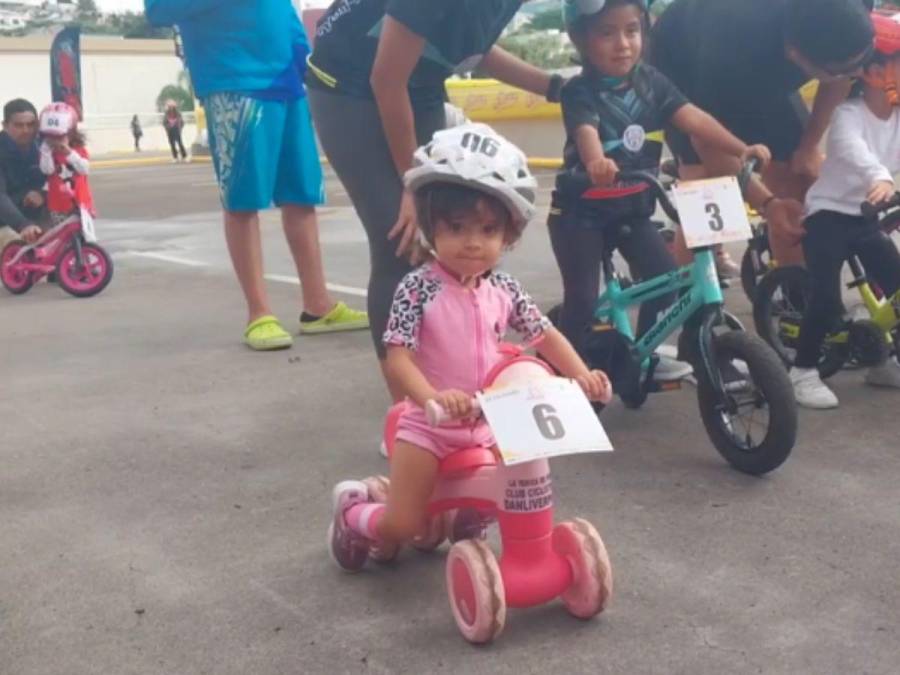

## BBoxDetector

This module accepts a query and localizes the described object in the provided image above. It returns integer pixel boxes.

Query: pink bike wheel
[446,539,506,644]
[553,518,613,619]
[1,241,35,294]
[56,243,113,297]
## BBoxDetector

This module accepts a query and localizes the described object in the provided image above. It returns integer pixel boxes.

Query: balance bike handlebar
[860,192,900,220]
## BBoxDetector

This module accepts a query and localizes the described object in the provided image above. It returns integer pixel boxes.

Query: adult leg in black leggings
[308,88,445,361]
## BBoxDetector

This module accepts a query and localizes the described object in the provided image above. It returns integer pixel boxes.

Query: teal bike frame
[595,247,723,366]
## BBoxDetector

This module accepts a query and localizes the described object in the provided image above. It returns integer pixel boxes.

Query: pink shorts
[395,408,496,461]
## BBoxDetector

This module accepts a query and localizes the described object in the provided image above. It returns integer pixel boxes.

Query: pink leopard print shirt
[383,261,550,395]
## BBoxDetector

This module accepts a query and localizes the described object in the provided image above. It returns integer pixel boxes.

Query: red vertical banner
[50,26,83,121]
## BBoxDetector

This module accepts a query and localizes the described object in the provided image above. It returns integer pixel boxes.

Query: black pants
[549,213,678,354]
[795,210,900,368]
[166,127,187,159]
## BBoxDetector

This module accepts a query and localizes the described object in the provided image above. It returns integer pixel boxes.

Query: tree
[77,0,100,22]
[497,34,575,70]
[528,9,564,32]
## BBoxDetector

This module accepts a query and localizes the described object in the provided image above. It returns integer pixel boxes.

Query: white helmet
[563,0,647,30]
[404,122,537,231]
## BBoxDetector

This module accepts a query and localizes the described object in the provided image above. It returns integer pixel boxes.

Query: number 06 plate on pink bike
[478,378,613,466]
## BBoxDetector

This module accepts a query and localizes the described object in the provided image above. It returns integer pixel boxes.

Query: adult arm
[369,16,427,257]
[792,79,854,177]
[144,0,228,26]
[479,46,553,97]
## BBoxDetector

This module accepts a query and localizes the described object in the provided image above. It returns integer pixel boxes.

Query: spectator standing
[0,98,46,247]
[163,100,188,162]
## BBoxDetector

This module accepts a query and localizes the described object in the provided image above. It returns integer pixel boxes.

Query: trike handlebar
[425,398,482,427]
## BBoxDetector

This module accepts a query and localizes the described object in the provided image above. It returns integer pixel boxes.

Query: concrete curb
[92,154,564,171]
[92,156,212,170]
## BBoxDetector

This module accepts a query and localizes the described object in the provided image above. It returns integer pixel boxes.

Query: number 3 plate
[673,176,752,249]
[477,378,613,466]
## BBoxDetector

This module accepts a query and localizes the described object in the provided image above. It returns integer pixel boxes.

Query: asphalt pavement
[1,162,899,675]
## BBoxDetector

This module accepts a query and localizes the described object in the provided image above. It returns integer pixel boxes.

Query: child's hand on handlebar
[587,157,619,188]
[575,370,613,405]
[741,144,771,170]
[867,180,895,205]
[433,389,476,420]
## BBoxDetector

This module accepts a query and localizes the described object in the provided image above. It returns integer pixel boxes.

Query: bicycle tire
[752,266,847,378]
[696,331,796,475]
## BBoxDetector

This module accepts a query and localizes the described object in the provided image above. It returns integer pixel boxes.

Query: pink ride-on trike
[373,348,613,644]
[1,212,113,297]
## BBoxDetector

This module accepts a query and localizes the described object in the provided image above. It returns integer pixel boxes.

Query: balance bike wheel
[56,243,113,298]
[1,240,35,294]
[697,331,797,475]
[848,320,890,368]
[411,511,449,552]
[546,303,562,328]
[446,539,506,644]
[553,518,613,619]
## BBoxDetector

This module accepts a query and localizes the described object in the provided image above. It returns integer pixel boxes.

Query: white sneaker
[790,367,839,409]
[378,441,389,458]
[865,358,900,388]
[653,354,693,381]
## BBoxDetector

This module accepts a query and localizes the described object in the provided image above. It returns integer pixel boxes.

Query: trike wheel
[412,511,449,552]
[1,241,35,294]
[697,331,797,475]
[752,266,846,378]
[553,518,613,619]
[56,242,113,297]
[446,539,506,644]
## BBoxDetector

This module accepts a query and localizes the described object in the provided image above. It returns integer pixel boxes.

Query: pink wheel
[361,476,398,563]
[446,539,506,644]
[56,243,113,297]
[553,518,613,619]
[411,511,449,552]
[1,241,34,294]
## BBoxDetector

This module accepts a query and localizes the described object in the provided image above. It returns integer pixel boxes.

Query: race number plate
[477,378,613,466]
[673,176,752,249]
[40,110,72,134]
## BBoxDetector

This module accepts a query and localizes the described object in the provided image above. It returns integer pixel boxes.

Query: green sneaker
[244,315,293,351]
[299,301,369,335]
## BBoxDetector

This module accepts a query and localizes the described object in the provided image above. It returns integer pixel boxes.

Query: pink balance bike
[372,348,613,644]
[1,212,112,297]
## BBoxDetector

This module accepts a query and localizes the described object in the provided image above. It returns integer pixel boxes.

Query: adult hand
[741,144,772,170]
[23,191,44,209]
[765,197,806,242]
[576,370,613,405]
[434,389,475,420]
[388,188,419,258]
[866,180,895,205]
[586,157,619,188]
[20,224,42,244]
[789,143,824,179]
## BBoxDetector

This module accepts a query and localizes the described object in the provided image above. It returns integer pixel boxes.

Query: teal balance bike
[549,164,797,475]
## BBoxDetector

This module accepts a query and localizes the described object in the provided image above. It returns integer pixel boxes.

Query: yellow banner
[446,79,561,122]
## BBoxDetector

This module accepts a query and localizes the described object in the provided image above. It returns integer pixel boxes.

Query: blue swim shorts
[203,93,324,212]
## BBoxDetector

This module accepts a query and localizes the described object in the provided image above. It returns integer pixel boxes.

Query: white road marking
[125,251,369,297]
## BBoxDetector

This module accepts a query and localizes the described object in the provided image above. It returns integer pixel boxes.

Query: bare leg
[224,209,271,324]
[281,204,335,318]
[377,440,440,544]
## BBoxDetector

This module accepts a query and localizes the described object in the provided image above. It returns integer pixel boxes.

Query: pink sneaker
[327,480,370,572]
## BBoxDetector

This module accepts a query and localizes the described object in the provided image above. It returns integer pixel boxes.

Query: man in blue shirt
[145,0,367,350]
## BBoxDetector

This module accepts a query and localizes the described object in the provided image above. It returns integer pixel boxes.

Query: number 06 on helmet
[404,122,538,233]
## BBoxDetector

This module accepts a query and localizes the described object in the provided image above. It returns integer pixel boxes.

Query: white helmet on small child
[404,122,537,230]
